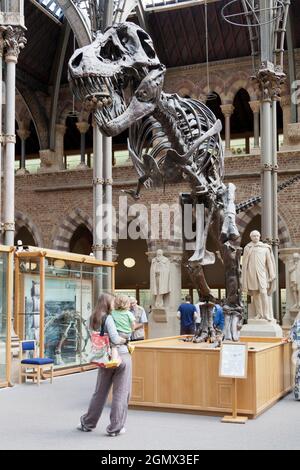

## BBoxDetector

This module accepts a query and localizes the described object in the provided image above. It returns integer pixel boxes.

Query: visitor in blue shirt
[177,296,197,335]
[213,301,225,332]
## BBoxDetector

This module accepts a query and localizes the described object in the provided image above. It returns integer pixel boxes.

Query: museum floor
[0,370,299,450]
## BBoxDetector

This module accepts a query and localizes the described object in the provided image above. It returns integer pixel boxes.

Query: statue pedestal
[152,308,167,323]
[241,319,283,338]
[148,313,179,339]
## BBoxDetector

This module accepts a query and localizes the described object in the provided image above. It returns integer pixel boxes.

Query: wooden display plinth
[130,336,292,419]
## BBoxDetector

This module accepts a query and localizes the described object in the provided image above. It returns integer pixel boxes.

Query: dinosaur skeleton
[68,21,270,341]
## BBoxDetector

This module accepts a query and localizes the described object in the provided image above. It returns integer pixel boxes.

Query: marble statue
[242,230,276,322]
[150,250,170,308]
[288,253,300,311]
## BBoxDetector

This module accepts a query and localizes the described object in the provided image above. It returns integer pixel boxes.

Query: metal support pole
[80,132,85,165]
[93,122,104,262]
[102,0,114,274]
[261,98,273,243]
[272,99,280,321]
[76,121,89,168]
[0,39,3,243]
[16,129,30,174]
[253,112,260,149]
[3,53,16,246]
[103,136,113,264]
[93,123,104,297]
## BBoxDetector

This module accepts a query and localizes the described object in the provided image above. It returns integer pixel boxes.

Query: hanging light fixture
[123,258,136,268]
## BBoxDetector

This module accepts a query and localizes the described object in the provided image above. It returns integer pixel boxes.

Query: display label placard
[219,343,248,379]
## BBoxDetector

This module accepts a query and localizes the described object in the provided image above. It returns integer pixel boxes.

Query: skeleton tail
[236,175,300,214]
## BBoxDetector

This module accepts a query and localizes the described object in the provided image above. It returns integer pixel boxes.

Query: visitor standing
[129,297,148,341]
[177,295,197,335]
[77,293,132,437]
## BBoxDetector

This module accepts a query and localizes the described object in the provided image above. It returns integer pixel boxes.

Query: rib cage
[128,93,224,190]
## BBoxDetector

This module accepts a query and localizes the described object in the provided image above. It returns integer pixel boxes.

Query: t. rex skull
[68,22,165,137]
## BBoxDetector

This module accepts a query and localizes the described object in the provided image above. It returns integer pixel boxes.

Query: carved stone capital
[3,26,26,62]
[105,178,113,186]
[76,121,90,134]
[249,100,260,114]
[253,62,286,102]
[220,104,235,117]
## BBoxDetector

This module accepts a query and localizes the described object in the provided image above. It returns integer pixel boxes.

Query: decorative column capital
[3,25,26,63]
[76,121,90,134]
[220,104,235,117]
[252,61,286,102]
[17,129,30,141]
[249,100,260,114]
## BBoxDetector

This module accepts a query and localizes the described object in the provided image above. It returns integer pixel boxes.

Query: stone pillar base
[241,319,283,338]
[16,167,29,176]
[148,314,179,339]
[76,162,89,170]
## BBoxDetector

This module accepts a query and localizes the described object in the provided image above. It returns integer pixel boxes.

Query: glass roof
[38,0,64,20]
[141,0,197,8]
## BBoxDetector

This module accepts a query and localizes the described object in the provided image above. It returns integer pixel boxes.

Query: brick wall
[9,148,300,250]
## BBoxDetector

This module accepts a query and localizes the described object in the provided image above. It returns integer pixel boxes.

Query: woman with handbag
[77,293,132,437]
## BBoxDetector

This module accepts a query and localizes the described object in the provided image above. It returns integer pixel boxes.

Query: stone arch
[225,73,258,102]
[16,84,49,150]
[175,79,198,99]
[56,0,91,47]
[236,204,292,248]
[15,211,43,247]
[53,208,93,251]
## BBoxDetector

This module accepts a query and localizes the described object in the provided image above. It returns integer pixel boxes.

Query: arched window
[69,224,93,255]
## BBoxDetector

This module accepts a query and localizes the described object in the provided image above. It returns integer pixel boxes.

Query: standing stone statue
[242,230,276,322]
[288,253,300,311]
[150,249,171,308]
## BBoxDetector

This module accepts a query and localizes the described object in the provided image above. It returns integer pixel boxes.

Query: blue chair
[19,341,54,385]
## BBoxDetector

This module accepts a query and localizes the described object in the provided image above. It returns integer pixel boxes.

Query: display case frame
[0,245,14,389]
[15,248,116,376]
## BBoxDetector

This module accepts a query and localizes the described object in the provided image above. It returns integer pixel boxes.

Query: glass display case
[15,248,115,373]
[0,246,13,388]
